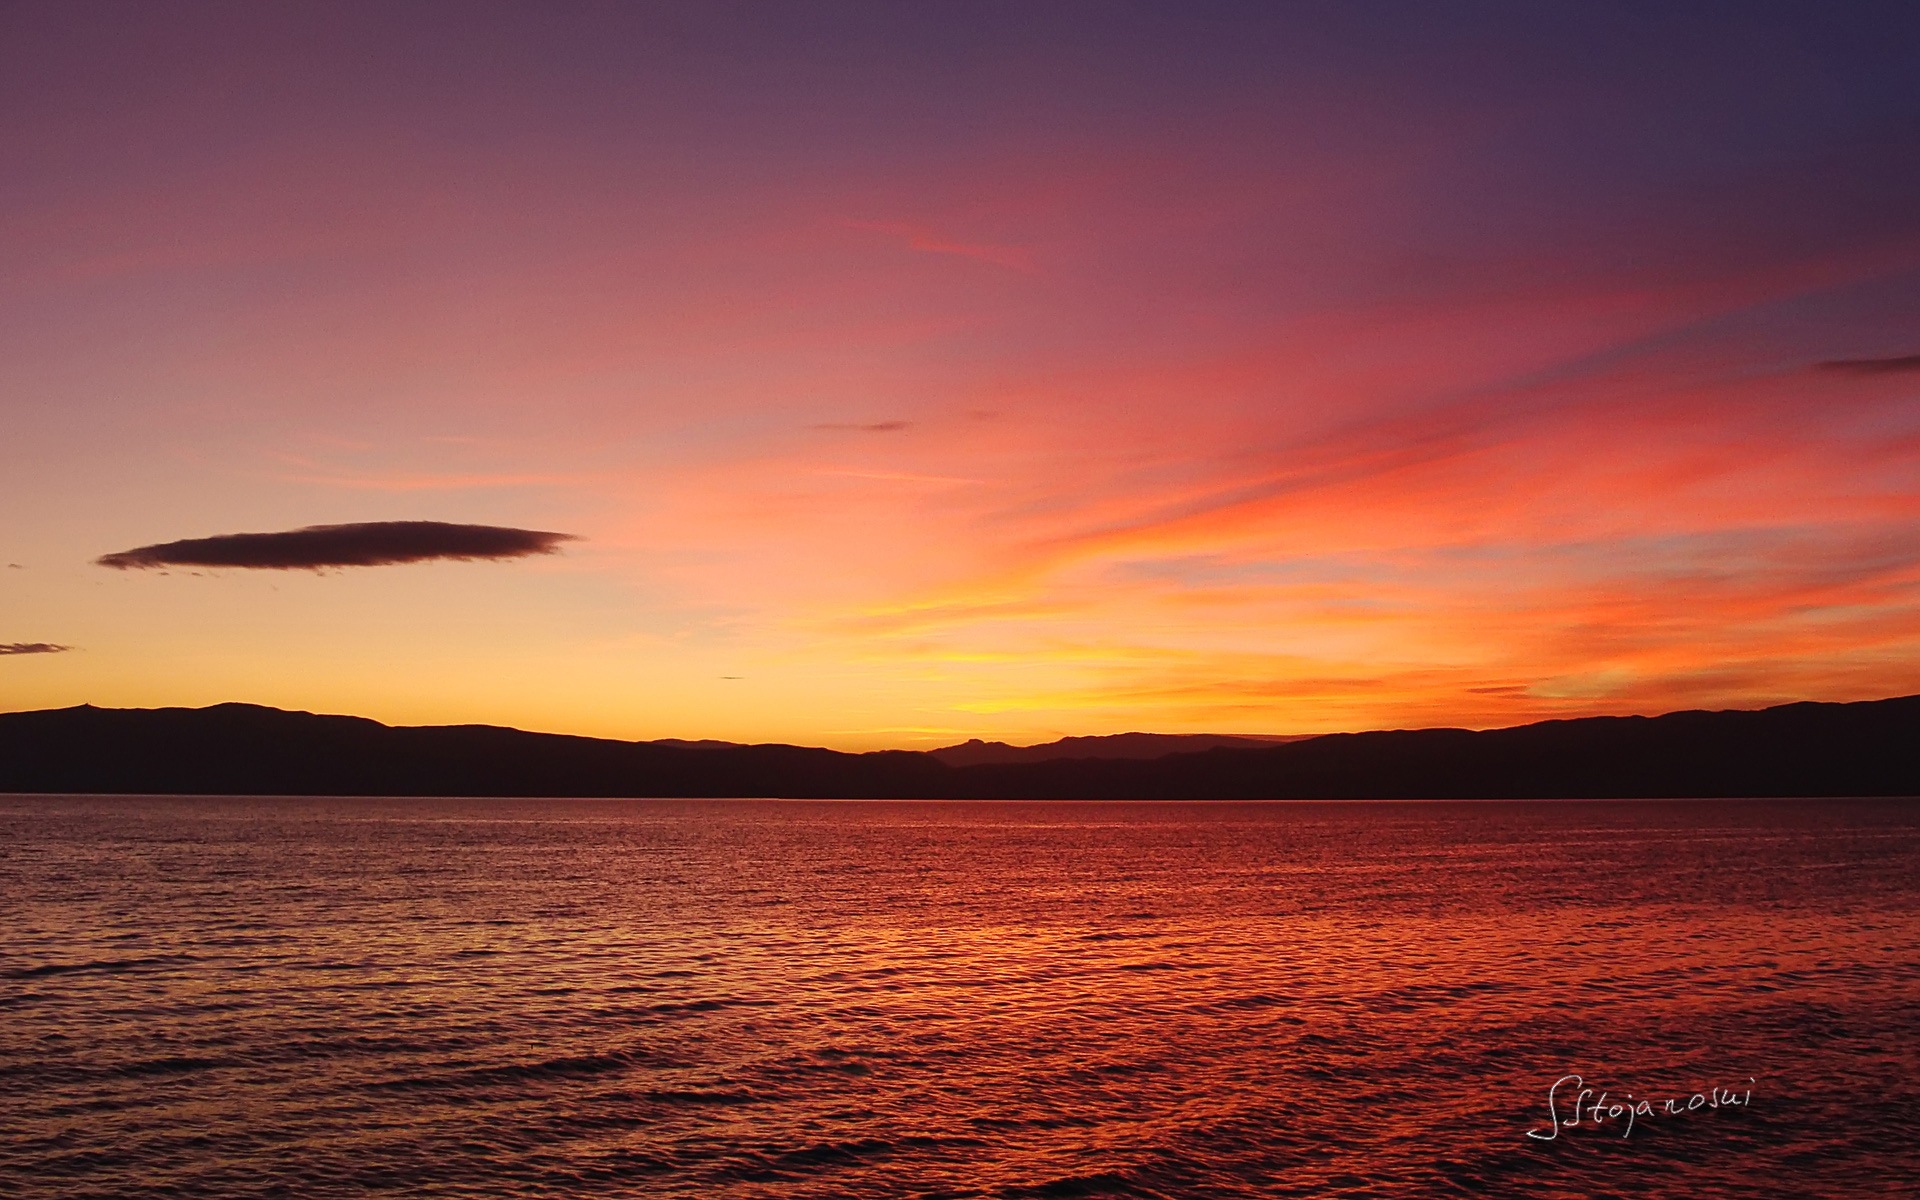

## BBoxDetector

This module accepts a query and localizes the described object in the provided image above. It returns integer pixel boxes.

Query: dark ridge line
[2,695,1917,799]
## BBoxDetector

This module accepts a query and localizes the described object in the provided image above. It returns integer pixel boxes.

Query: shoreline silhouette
[3,695,1915,799]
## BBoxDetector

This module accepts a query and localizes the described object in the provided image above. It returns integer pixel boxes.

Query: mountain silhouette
[927,732,1308,767]
[1,695,1915,799]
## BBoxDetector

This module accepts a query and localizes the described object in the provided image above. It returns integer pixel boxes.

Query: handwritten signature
[1527,1073,1755,1140]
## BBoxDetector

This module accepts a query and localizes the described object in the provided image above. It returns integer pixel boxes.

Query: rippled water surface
[4,796,1918,1198]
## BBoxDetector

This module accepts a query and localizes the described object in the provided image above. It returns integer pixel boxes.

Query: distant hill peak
[928,731,1311,767]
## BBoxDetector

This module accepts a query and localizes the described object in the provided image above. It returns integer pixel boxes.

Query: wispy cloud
[845,221,1036,272]
[1,643,72,655]
[814,468,982,486]
[1817,354,1920,375]
[97,521,579,570]
[811,421,912,433]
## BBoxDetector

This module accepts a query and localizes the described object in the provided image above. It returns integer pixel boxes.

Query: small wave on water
[2,795,1917,1197]
[367,1050,652,1093]
[6,955,190,980]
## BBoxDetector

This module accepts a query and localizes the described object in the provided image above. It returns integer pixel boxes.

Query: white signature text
[1527,1073,1755,1140]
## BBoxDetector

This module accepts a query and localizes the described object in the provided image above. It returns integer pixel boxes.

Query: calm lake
[4,796,1917,1197]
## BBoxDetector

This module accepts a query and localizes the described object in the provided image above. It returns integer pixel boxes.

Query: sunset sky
[4,2,1919,748]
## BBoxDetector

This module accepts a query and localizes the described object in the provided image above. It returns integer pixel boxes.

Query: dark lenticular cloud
[1817,354,1920,375]
[97,521,579,570]
[1,643,72,655]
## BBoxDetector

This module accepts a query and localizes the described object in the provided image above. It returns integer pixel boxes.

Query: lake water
[3,796,1917,1198]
